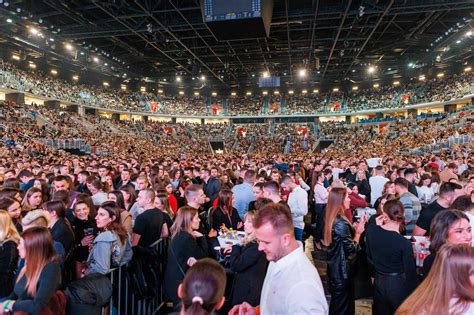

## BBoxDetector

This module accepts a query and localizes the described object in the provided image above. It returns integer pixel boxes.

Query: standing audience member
[0,210,20,298]
[394,178,421,234]
[422,209,472,276]
[43,200,74,255]
[280,175,308,241]
[396,244,474,315]
[232,169,256,220]
[369,165,389,205]
[366,200,418,315]
[0,227,61,314]
[164,206,209,306]
[225,211,267,307]
[176,258,226,315]
[323,187,367,315]
[230,203,328,315]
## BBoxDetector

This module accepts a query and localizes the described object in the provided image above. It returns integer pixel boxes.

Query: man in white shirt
[369,165,389,205]
[229,203,328,315]
[280,175,308,241]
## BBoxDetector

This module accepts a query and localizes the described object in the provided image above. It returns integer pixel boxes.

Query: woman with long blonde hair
[0,226,61,314]
[396,244,474,315]
[165,206,208,306]
[323,187,367,315]
[0,210,20,298]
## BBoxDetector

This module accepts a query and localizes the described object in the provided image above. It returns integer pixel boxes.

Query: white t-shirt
[369,175,389,204]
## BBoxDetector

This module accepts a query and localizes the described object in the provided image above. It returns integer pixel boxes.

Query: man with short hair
[369,165,389,204]
[229,203,328,315]
[394,178,421,234]
[403,168,419,197]
[413,182,463,236]
[76,170,91,194]
[184,184,207,211]
[232,169,256,219]
[114,168,133,189]
[129,175,149,219]
[280,175,308,241]
[201,168,221,210]
[263,181,286,206]
[132,189,168,247]
[18,169,35,192]
[439,162,459,183]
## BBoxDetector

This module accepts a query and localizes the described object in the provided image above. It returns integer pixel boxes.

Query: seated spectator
[211,189,243,232]
[0,210,20,298]
[0,196,23,233]
[347,183,369,210]
[0,227,61,314]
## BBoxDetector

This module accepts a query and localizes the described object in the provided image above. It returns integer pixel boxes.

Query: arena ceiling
[0,0,473,91]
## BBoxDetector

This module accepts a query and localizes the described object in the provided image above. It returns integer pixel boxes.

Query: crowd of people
[1,61,472,116]
[0,68,473,314]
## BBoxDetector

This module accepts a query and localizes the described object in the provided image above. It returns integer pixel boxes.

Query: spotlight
[231,92,236,96]
[50,69,57,75]
[65,43,73,51]
[93,57,99,63]
[11,54,20,60]
[176,76,182,82]
[298,69,307,78]
[29,27,38,35]
[302,90,307,94]
[6,18,12,23]
[211,92,217,96]
[393,81,400,85]
[464,67,471,72]
[200,75,206,81]
[466,31,473,37]
[332,88,339,92]
[28,63,36,69]
[367,66,375,74]
[72,75,79,81]
[373,84,380,88]
[179,91,184,95]
[262,71,269,78]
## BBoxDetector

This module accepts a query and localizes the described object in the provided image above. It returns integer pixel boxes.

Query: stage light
[408,62,414,67]
[65,43,73,51]
[393,81,400,85]
[262,91,268,95]
[273,91,279,95]
[436,73,444,78]
[466,31,472,37]
[200,75,206,81]
[72,75,79,81]
[298,69,307,78]
[262,71,269,78]
[332,88,339,92]
[176,76,182,82]
[103,82,109,87]
[158,89,163,94]
[6,18,12,23]
[28,63,36,69]
[302,90,307,94]
[288,90,294,94]
[50,69,57,75]
[120,85,127,91]
[49,38,54,42]
[194,92,200,96]
[179,91,184,95]
[29,27,38,35]
[104,63,108,66]
[246,92,252,96]
[11,54,20,60]
[231,92,236,96]
[367,66,375,74]
[456,40,461,44]
[140,86,146,92]
[211,92,217,96]
[464,67,471,72]
[418,75,426,81]
[373,84,380,88]
[352,86,358,91]
[313,89,319,93]
[93,57,99,62]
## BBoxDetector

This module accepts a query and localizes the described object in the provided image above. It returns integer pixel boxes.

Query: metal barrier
[106,238,169,315]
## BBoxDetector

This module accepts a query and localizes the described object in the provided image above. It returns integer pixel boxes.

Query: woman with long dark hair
[119,185,136,211]
[84,201,132,275]
[323,187,367,315]
[0,226,61,314]
[164,206,208,306]
[211,189,243,231]
[366,200,418,314]
[396,244,474,314]
[422,209,472,276]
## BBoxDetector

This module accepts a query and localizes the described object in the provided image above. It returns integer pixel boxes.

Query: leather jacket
[325,216,360,283]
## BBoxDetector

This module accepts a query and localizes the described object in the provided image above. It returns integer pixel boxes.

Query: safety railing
[407,134,474,155]
[106,238,169,315]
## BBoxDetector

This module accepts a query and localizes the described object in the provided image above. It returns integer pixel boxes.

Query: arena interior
[0,1,473,315]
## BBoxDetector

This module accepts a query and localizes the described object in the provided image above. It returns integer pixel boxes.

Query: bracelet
[4,300,12,313]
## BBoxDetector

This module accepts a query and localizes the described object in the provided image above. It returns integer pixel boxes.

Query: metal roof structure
[0,0,472,91]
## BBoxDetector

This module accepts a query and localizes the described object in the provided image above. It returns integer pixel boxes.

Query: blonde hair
[0,210,20,244]
[242,211,257,245]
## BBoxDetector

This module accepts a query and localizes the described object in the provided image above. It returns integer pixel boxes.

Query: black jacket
[51,218,75,255]
[211,207,242,231]
[229,241,267,307]
[0,240,19,298]
[203,177,221,207]
[325,216,360,283]
[164,231,208,304]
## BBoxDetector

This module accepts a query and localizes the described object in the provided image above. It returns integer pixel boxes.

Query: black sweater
[211,207,242,231]
[0,240,19,298]
[164,231,208,304]
[366,225,418,288]
[7,261,61,315]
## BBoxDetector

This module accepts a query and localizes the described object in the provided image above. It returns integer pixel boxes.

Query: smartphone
[83,228,94,237]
